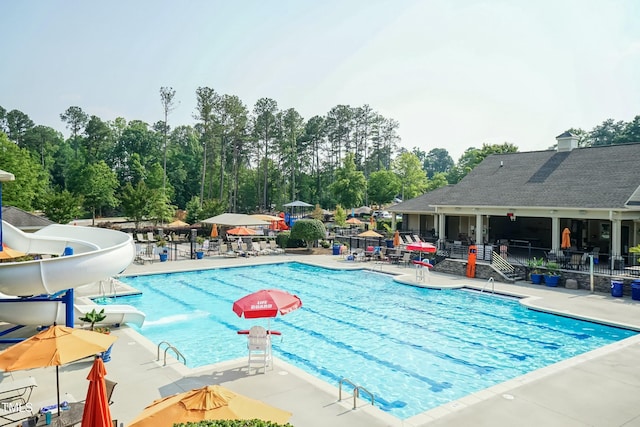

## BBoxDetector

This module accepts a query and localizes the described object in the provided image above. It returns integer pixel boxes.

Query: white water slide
[0,221,145,327]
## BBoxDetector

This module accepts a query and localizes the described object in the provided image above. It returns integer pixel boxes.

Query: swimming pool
[114,262,636,419]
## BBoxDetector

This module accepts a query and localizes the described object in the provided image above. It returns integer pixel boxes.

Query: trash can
[332,244,341,256]
[611,280,623,297]
[632,279,640,301]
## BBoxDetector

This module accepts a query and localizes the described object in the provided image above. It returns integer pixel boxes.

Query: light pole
[0,169,16,252]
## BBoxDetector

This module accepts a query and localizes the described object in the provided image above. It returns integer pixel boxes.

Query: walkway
[2,253,640,426]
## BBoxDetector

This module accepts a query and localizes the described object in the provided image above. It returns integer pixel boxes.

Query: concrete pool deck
[2,252,640,426]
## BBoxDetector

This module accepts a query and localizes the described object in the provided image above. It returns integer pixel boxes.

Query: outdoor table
[35,402,85,427]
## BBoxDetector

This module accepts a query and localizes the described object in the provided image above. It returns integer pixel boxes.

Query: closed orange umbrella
[561,227,571,249]
[82,357,112,427]
[393,230,401,247]
[128,385,292,427]
[0,324,117,418]
[210,224,218,238]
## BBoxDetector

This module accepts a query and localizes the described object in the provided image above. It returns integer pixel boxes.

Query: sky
[1,0,639,161]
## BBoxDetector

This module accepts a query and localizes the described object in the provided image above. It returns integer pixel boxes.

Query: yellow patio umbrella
[0,243,26,260]
[0,324,117,418]
[250,214,284,222]
[128,385,292,427]
[358,229,383,238]
[346,217,363,226]
[167,220,190,228]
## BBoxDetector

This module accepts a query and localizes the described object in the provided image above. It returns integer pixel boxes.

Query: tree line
[0,91,637,226]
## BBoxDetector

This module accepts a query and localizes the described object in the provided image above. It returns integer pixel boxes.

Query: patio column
[611,218,622,269]
[437,213,446,247]
[475,214,483,244]
[551,217,560,251]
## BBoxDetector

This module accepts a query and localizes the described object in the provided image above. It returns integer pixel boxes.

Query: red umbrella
[233,289,302,319]
[406,242,437,253]
[81,356,112,427]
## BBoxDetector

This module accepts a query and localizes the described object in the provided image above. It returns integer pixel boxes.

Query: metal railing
[157,341,186,366]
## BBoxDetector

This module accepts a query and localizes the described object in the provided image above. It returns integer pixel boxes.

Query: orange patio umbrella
[393,230,401,247]
[0,243,26,260]
[128,385,292,427]
[210,224,218,238]
[561,227,571,249]
[227,226,258,236]
[81,356,112,427]
[0,324,117,418]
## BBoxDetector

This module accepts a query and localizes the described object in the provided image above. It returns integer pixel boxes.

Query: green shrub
[320,240,331,248]
[276,231,290,249]
[173,420,293,427]
[289,219,327,249]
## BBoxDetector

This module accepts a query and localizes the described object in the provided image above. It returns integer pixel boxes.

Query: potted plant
[195,236,205,259]
[79,308,106,331]
[527,257,544,284]
[157,239,169,262]
[544,261,561,287]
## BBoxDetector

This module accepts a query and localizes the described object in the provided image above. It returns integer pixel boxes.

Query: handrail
[339,378,375,409]
[338,378,357,404]
[157,341,187,366]
[491,252,515,274]
[482,277,495,293]
[355,385,375,407]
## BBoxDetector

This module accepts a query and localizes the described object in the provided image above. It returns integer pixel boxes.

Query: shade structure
[0,243,26,260]
[227,226,257,236]
[406,242,437,253]
[233,289,302,319]
[250,214,284,222]
[0,325,117,417]
[346,217,363,225]
[128,385,292,427]
[283,200,312,207]
[201,213,269,227]
[358,229,383,238]
[393,230,401,247]
[81,357,112,427]
[167,220,190,228]
[210,224,218,238]
[561,227,571,249]
[353,206,372,215]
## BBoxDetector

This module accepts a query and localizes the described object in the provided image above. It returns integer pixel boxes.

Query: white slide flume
[0,221,145,327]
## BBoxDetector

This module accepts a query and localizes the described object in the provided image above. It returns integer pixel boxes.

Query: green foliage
[276,231,290,249]
[78,161,119,223]
[393,152,427,200]
[334,205,347,227]
[368,170,400,206]
[0,132,49,210]
[545,261,560,276]
[290,219,327,249]
[185,196,204,224]
[527,257,545,274]
[310,204,325,221]
[79,308,106,331]
[329,153,366,209]
[42,189,84,224]
[173,420,293,427]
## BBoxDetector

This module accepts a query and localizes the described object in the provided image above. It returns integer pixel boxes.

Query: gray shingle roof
[1,206,54,230]
[393,143,640,210]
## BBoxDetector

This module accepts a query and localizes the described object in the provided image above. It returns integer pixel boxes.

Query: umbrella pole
[56,365,61,417]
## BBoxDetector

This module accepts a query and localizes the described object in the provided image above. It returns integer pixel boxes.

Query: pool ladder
[482,277,495,293]
[157,341,187,366]
[99,277,117,299]
[339,378,375,410]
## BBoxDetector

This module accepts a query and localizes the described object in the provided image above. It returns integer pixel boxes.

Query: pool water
[114,263,636,419]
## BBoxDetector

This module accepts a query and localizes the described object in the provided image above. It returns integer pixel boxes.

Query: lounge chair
[269,241,285,254]
[259,241,273,255]
[399,251,411,267]
[146,232,156,242]
[247,325,272,373]
[0,377,37,426]
[252,241,267,256]
[105,379,117,405]
[220,244,238,258]
[136,233,148,243]
[412,234,422,242]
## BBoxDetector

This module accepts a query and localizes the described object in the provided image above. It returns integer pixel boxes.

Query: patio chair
[259,240,273,255]
[146,231,156,242]
[136,233,148,243]
[220,244,238,258]
[105,379,117,405]
[269,240,285,254]
[0,377,37,426]
[399,251,411,267]
[247,325,272,373]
